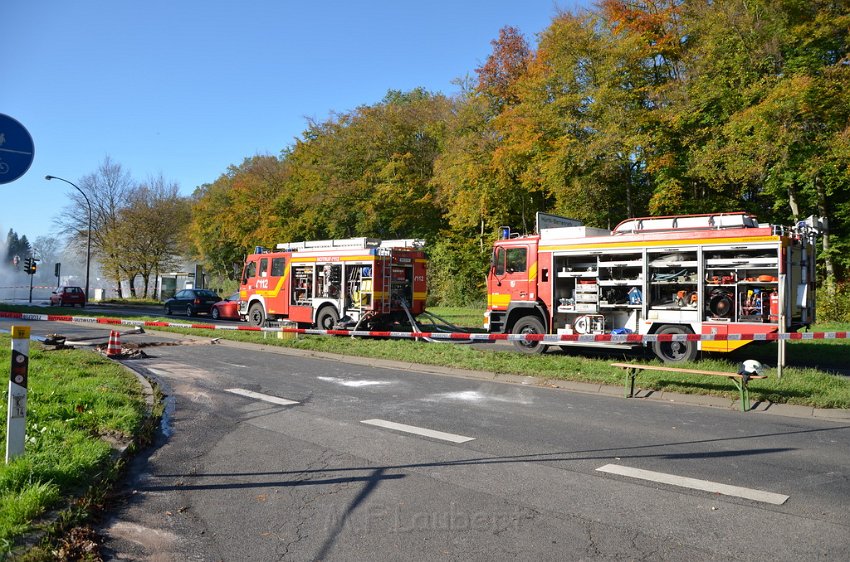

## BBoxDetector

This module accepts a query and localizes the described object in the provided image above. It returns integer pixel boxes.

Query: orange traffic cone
[106,330,122,357]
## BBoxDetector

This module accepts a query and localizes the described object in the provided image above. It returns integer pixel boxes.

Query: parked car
[210,292,242,320]
[49,286,87,307]
[163,289,222,317]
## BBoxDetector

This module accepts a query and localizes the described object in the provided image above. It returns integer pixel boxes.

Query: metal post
[28,264,34,304]
[45,176,92,300]
[777,273,786,380]
[6,326,30,462]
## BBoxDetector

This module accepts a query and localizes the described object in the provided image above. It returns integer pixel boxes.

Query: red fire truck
[238,237,427,329]
[485,212,819,362]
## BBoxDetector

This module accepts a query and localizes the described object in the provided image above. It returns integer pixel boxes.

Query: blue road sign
[0,114,35,185]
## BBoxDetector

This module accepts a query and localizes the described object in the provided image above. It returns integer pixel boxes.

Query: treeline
[57,158,190,298]
[189,0,850,305]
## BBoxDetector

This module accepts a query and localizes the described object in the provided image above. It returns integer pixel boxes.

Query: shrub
[816,280,850,323]
[426,235,489,307]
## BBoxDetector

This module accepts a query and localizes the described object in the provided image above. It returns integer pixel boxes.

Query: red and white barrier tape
[0,311,847,343]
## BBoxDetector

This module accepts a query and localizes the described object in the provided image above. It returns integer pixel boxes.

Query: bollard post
[6,326,30,462]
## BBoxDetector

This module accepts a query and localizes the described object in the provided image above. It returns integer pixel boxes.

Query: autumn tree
[189,155,290,281]
[118,176,191,297]
[682,0,850,279]
[55,156,136,296]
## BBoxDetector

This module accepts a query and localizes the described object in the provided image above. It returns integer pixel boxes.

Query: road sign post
[6,326,30,462]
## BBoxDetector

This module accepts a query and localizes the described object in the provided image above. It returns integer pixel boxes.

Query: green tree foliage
[190,90,453,273]
[189,155,288,280]
[682,0,850,278]
[4,229,31,267]
[281,88,452,240]
[117,176,191,297]
[188,1,850,303]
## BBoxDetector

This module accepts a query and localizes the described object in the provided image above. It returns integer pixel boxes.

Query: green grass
[125,320,850,409]
[3,304,850,409]
[0,334,147,553]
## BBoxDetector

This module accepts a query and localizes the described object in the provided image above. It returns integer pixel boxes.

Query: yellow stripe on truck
[256,270,288,298]
[701,340,752,353]
[488,294,511,308]
[539,235,780,252]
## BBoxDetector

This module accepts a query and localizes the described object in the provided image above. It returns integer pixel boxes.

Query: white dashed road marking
[361,419,475,443]
[317,376,391,387]
[225,388,299,406]
[596,463,789,505]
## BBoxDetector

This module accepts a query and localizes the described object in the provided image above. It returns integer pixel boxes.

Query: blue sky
[2,0,586,245]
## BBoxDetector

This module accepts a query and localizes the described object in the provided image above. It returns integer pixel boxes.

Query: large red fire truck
[486,212,819,362]
[239,237,427,329]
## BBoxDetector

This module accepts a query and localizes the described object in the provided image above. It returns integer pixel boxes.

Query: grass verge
[3,304,850,409]
[0,333,149,557]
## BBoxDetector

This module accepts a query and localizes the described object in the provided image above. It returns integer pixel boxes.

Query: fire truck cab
[239,237,427,329]
[486,212,819,362]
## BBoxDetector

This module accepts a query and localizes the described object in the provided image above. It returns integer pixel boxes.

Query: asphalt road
[3,319,849,561]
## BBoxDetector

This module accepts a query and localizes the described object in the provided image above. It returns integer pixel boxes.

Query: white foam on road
[422,389,534,405]
[361,419,475,443]
[316,376,392,387]
[596,463,789,505]
[225,388,299,406]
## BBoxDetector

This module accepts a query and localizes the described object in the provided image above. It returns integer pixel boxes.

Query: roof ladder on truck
[378,248,392,315]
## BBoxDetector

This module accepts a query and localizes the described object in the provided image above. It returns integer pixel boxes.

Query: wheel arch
[314,302,340,327]
[504,301,549,334]
[247,295,267,310]
[650,323,700,363]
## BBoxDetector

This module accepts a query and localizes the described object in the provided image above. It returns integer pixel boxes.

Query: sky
[2,0,588,249]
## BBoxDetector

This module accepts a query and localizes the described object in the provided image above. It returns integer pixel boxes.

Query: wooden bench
[610,362,767,412]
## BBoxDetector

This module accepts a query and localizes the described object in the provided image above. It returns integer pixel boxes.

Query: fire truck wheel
[248,303,266,327]
[316,306,339,330]
[652,325,698,363]
[511,316,546,354]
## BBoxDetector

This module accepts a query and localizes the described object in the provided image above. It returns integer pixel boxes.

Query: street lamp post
[45,175,92,300]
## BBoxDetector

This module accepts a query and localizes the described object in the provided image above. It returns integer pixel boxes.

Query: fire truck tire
[652,325,698,363]
[511,316,546,354]
[248,303,266,327]
[316,306,339,330]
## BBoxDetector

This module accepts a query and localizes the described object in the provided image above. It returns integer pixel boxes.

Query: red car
[50,286,87,307]
[210,293,242,320]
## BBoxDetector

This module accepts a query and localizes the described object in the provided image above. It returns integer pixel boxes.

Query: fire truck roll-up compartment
[486,212,819,363]
[239,238,427,329]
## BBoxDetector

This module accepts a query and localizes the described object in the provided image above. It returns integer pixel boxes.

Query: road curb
[197,334,850,422]
[28,321,850,423]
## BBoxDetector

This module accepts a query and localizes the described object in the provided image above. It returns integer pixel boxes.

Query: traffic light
[22,257,37,275]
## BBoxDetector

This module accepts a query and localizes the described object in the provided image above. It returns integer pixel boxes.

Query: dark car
[49,286,87,307]
[163,289,222,317]
[210,292,242,321]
